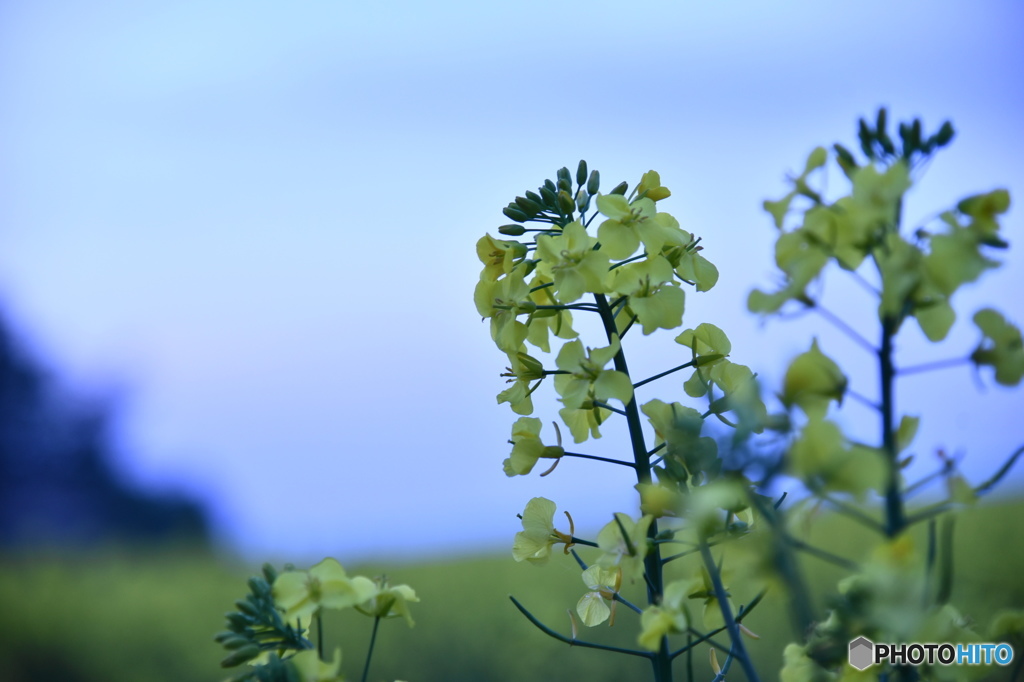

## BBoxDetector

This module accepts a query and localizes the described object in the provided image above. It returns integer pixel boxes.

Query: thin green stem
[508,596,653,659]
[592,400,627,416]
[810,301,878,354]
[814,489,887,534]
[633,360,698,390]
[898,357,971,376]
[670,590,767,660]
[562,451,637,468]
[975,443,1024,496]
[846,387,880,412]
[360,617,381,682]
[698,543,762,682]
[789,538,860,571]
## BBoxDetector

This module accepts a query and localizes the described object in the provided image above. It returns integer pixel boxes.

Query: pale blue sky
[2,1,1022,560]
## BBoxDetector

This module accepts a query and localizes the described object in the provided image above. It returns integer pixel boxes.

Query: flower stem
[699,543,762,682]
[594,292,673,682]
[360,616,381,682]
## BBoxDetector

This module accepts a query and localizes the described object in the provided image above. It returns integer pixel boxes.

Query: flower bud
[498,223,526,236]
[857,117,874,159]
[234,599,260,618]
[221,634,253,650]
[220,644,261,668]
[575,189,590,213]
[539,185,558,208]
[248,576,271,598]
[587,169,600,195]
[503,204,528,223]
[558,189,575,215]
[935,120,955,147]
[576,159,588,186]
[515,195,543,216]
[557,166,572,192]
[609,181,628,196]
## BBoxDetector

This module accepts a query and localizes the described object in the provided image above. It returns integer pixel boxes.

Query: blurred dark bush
[0,308,210,549]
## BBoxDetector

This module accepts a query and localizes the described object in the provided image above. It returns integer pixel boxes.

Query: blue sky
[2,1,1023,561]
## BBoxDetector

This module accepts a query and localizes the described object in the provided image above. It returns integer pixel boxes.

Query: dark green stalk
[594,293,672,682]
[316,611,323,661]
[880,315,905,537]
[360,616,381,682]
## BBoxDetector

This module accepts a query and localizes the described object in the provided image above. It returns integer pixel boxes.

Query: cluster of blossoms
[476,162,774,663]
[477,113,1024,682]
[749,113,1024,680]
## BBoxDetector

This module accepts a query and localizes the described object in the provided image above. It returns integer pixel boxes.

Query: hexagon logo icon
[849,636,875,671]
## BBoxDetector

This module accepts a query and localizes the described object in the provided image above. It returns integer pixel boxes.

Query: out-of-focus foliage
[2,499,1022,682]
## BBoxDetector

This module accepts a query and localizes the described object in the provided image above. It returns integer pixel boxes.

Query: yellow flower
[596,195,680,260]
[971,308,1024,386]
[476,234,527,281]
[637,580,689,651]
[595,513,652,583]
[503,417,564,477]
[356,577,420,627]
[782,339,847,419]
[497,350,545,415]
[534,220,610,303]
[576,566,621,627]
[636,170,672,201]
[553,337,633,410]
[273,558,378,625]
[473,269,531,353]
[512,497,573,565]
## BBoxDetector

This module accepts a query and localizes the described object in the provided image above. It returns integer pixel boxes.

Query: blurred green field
[1,497,1022,682]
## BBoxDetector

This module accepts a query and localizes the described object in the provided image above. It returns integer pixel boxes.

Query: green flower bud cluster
[214,563,312,679]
